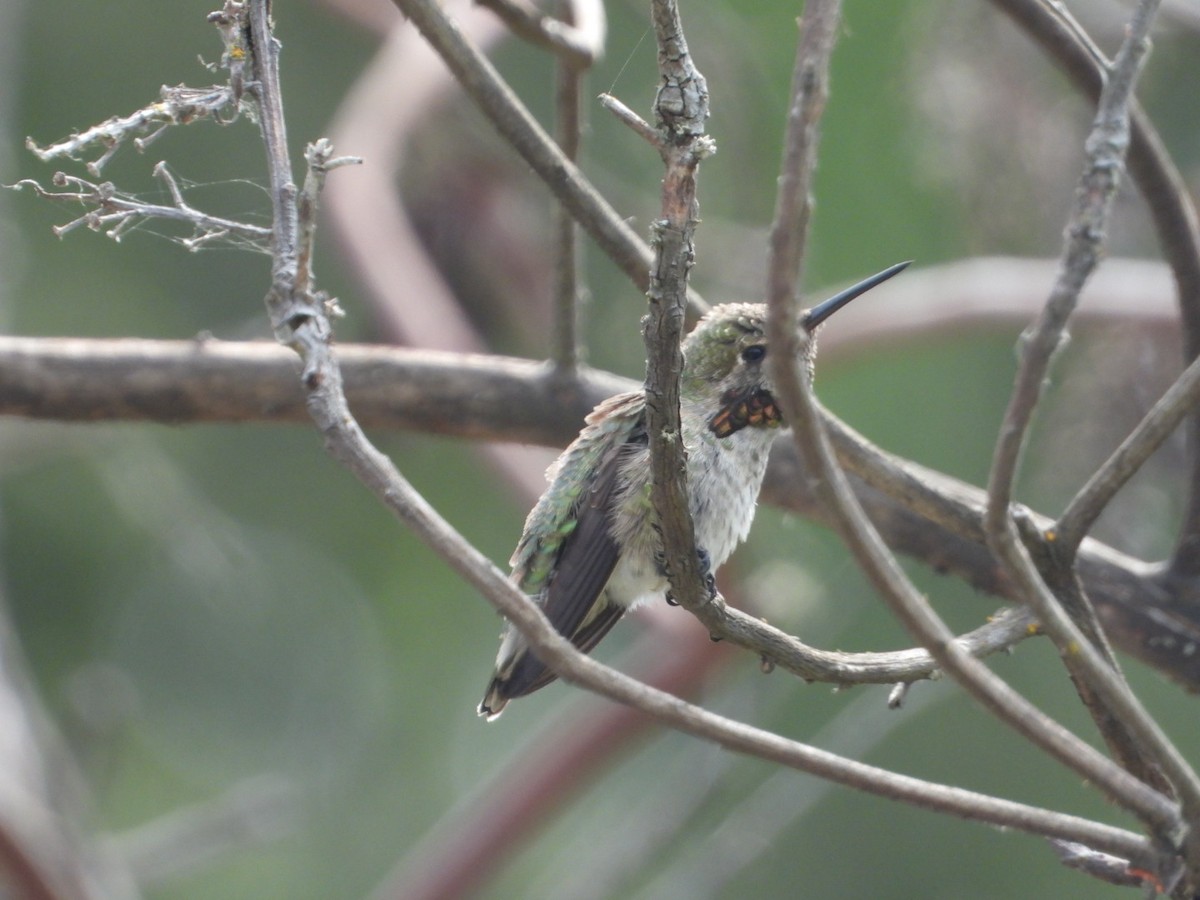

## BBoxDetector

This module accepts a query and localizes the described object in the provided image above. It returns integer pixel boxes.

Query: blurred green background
[3,1,1200,897]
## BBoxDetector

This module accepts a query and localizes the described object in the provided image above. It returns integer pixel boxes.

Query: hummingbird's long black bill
[803,260,911,329]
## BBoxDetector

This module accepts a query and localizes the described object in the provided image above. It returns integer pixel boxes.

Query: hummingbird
[478,261,909,719]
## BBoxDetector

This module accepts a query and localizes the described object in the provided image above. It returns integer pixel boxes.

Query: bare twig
[477,0,606,374]
[985,0,1157,533]
[549,0,596,373]
[1056,349,1200,553]
[764,0,839,314]
[476,0,605,67]
[983,1,1164,781]
[297,139,361,307]
[387,0,706,311]
[598,92,663,151]
[25,85,241,176]
[1048,839,1176,892]
[6,171,271,249]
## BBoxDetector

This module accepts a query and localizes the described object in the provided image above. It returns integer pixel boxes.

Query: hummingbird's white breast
[603,399,778,612]
[683,399,778,571]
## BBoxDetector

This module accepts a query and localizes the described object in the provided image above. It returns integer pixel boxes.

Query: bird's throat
[708,387,782,438]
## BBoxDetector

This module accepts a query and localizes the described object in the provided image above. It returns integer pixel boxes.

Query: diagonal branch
[764,0,840,311]
[476,0,605,67]
[985,0,1157,538]
[388,0,708,312]
[983,0,1164,790]
[1056,349,1200,553]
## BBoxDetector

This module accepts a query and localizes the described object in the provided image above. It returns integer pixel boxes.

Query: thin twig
[480,0,606,374]
[7,172,271,249]
[983,0,1152,746]
[476,0,604,67]
[598,92,663,151]
[764,1,839,316]
[1048,840,1171,892]
[985,0,1157,531]
[1056,349,1200,552]
[550,0,590,372]
[388,0,709,314]
[25,85,241,176]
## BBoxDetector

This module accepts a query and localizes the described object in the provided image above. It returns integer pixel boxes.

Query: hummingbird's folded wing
[498,393,646,698]
[537,433,639,641]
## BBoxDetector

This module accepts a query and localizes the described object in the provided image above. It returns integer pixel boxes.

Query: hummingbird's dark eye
[741,345,766,364]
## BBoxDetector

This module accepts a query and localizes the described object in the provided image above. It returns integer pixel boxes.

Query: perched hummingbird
[478,262,909,719]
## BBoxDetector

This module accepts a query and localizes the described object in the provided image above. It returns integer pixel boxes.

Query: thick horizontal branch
[0,255,1177,429]
[2,330,1199,693]
[0,335,625,443]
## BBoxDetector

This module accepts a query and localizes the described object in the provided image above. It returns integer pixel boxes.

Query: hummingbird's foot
[697,547,717,601]
[664,547,715,606]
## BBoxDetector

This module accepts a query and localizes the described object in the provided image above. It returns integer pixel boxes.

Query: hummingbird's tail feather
[477,601,627,720]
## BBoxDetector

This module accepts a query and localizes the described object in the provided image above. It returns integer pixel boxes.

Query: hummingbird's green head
[681,261,910,439]
[680,303,774,393]
[680,303,787,439]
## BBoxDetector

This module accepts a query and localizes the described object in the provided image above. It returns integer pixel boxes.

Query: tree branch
[1056,349,1200,553]
[641,0,716,621]
[476,0,605,68]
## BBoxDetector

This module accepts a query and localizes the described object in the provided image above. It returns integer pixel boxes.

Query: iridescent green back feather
[509,391,647,594]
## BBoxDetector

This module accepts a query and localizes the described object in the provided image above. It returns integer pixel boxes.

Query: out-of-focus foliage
[2,1,1199,898]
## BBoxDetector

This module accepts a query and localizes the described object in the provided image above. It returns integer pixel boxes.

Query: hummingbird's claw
[663,546,715,607]
[697,546,717,600]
